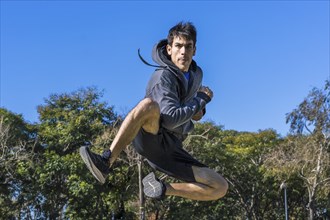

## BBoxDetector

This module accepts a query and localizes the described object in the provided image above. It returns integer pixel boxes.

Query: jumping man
[80,21,228,201]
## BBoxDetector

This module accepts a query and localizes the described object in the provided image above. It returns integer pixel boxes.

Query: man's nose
[180,46,186,54]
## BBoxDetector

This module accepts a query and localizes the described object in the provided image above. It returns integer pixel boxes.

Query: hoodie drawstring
[138,49,166,69]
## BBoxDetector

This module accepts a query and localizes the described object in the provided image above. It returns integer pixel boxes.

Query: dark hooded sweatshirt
[145,39,208,141]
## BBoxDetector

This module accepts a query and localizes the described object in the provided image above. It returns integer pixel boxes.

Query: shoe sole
[142,172,163,198]
[79,146,106,184]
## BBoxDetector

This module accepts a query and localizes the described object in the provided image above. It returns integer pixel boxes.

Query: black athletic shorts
[132,127,207,182]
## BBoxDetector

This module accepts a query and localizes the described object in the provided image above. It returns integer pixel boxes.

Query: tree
[266,80,330,219]
[37,87,116,154]
[0,108,39,219]
[142,122,282,220]
[3,82,329,219]
[1,88,159,219]
[35,87,143,219]
[219,129,281,220]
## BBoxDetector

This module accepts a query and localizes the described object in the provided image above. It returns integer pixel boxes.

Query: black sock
[102,149,111,161]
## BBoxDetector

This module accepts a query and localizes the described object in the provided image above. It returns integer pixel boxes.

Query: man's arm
[149,81,212,129]
[192,86,213,121]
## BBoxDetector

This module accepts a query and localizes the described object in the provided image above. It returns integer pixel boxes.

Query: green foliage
[220,129,282,219]
[0,88,139,219]
[37,87,116,154]
[1,82,329,219]
[0,108,33,145]
[144,123,284,219]
[0,108,39,219]
[34,87,139,219]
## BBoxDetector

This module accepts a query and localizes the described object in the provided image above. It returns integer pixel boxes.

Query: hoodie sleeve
[148,74,207,130]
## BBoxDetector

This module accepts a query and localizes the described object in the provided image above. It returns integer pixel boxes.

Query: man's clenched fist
[199,86,213,99]
[196,86,213,104]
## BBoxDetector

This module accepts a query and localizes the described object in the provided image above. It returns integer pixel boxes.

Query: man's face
[166,36,196,72]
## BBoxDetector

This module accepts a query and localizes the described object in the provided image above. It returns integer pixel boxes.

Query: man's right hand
[192,109,204,121]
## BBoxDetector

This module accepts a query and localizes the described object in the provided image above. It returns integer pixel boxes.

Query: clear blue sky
[1,1,329,136]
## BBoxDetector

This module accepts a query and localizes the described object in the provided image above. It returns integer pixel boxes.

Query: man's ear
[193,46,196,56]
[166,44,172,55]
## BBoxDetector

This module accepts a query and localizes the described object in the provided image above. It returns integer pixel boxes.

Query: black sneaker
[142,172,166,200]
[79,146,111,184]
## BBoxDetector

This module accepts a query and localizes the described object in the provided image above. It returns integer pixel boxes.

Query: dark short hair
[167,21,197,46]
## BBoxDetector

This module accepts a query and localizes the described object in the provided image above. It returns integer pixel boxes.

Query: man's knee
[193,166,228,200]
[135,98,160,119]
[137,98,160,134]
[211,177,228,200]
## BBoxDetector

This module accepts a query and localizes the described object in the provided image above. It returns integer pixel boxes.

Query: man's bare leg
[108,98,160,166]
[79,98,159,184]
[165,166,228,201]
